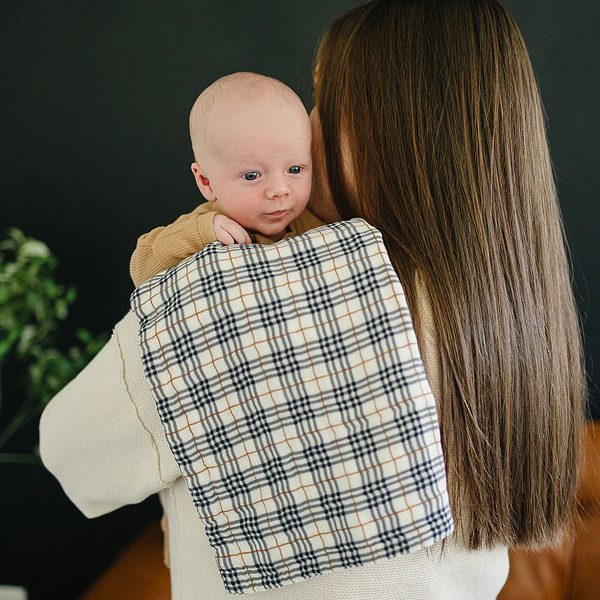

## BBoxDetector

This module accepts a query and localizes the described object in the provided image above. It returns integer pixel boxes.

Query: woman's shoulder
[412,272,442,403]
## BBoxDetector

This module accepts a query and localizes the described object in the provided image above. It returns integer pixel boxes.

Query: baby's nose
[266,174,291,199]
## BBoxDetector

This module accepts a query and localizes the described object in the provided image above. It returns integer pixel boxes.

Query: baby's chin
[253,224,289,238]
[247,217,293,239]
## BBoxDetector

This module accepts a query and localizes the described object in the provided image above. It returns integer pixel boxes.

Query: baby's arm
[130,205,251,287]
[130,205,217,287]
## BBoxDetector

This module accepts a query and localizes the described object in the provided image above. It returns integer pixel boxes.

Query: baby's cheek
[298,178,312,205]
[295,174,312,203]
[245,201,263,220]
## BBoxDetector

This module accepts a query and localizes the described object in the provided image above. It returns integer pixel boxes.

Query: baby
[130,72,324,287]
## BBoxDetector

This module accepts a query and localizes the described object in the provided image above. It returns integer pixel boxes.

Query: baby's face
[201,96,312,239]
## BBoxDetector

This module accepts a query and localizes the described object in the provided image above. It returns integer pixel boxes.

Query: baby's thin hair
[189,72,301,163]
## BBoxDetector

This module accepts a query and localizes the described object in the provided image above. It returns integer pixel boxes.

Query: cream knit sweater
[40,278,509,599]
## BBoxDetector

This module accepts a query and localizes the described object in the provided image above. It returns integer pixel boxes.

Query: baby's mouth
[265,210,287,219]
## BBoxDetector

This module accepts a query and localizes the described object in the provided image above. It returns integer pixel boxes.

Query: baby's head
[189,72,312,241]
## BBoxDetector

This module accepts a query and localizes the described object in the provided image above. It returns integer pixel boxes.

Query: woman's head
[312,0,587,549]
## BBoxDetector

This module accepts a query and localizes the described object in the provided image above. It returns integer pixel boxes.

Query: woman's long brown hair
[314,0,587,549]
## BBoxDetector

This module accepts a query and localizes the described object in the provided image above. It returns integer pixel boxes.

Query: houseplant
[0,228,108,463]
[0,228,161,600]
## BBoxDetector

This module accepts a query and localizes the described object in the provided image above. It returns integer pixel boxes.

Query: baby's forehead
[207,91,311,143]
[223,95,308,126]
[208,99,312,166]
[190,74,310,161]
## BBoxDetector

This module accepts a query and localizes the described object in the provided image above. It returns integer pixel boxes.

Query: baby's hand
[212,214,252,245]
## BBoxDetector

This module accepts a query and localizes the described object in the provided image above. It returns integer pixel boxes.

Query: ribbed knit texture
[41,292,509,599]
[130,203,325,287]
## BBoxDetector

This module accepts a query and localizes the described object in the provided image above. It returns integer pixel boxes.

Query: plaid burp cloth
[130,218,454,594]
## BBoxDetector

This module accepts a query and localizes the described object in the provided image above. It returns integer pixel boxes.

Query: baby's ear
[191,163,216,202]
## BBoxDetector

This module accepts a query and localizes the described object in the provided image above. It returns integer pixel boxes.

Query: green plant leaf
[17,324,36,357]
[0,327,21,362]
[75,328,93,344]
[65,286,77,305]
[0,228,109,462]
[19,240,50,259]
[55,299,68,320]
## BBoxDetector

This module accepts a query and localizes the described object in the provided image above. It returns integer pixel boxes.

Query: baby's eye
[242,172,259,181]
[288,166,302,174]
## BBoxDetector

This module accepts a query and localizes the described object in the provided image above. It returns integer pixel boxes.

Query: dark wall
[1,1,598,598]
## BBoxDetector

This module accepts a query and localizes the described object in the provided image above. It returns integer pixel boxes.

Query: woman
[40,0,586,598]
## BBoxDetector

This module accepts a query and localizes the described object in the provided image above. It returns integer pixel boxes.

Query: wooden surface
[498,421,600,600]
[78,521,170,600]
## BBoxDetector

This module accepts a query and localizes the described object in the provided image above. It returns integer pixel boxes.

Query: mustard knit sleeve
[130,206,218,287]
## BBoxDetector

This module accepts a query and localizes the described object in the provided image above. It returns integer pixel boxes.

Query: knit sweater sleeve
[39,311,181,518]
[130,204,219,287]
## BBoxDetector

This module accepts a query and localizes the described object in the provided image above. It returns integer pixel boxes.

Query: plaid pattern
[131,218,454,594]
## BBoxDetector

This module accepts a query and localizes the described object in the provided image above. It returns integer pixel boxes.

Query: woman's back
[41,298,510,600]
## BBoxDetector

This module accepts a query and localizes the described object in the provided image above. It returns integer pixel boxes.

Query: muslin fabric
[131,219,454,594]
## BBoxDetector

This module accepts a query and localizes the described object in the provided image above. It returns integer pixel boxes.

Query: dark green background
[1,1,598,598]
